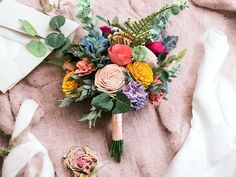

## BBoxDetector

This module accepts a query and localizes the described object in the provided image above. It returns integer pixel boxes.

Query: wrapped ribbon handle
[110,113,123,162]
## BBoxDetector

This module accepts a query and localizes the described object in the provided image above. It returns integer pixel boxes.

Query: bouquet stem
[110,113,123,162]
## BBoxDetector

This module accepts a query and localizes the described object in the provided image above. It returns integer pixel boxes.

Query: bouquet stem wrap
[110,113,123,162]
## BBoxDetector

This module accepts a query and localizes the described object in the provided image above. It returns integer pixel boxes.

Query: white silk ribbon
[2,99,54,177]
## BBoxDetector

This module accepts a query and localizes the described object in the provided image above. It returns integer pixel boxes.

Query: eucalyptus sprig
[21,15,69,58]
[80,92,131,127]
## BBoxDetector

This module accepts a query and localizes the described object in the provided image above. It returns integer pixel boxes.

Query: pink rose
[146,41,168,55]
[108,44,132,66]
[149,92,164,106]
[75,58,96,77]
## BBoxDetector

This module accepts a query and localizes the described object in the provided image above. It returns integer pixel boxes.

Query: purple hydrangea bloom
[122,80,148,110]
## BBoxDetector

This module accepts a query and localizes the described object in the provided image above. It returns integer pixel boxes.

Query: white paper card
[0,0,79,93]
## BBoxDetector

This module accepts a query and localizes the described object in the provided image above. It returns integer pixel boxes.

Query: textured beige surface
[1,0,236,176]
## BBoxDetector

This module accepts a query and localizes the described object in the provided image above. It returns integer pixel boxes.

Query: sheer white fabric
[164,30,236,177]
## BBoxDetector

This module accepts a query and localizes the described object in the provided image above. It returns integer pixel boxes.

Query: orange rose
[108,44,132,66]
[75,58,96,76]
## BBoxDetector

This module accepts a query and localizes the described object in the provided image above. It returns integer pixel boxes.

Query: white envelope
[0,0,79,93]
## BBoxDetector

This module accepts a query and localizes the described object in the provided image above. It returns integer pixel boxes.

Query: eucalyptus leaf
[161,36,178,51]
[45,33,66,48]
[112,16,119,25]
[92,93,114,112]
[59,97,76,107]
[132,46,147,62]
[95,15,109,24]
[21,19,39,36]
[49,15,66,30]
[59,38,71,53]
[26,40,47,57]
[112,92,131,114]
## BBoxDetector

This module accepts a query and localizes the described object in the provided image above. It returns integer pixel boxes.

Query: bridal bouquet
[24,0,188,162]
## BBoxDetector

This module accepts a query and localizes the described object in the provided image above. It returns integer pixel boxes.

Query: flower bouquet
[24,0,188,162]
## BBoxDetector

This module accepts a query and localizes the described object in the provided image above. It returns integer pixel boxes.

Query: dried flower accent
[94,64,126,94]
[62,71,78,95]
[75,58,96,77]
[63,61,76,72]
[149,92,164,106]
[108,32,133,45]
[63,146,98,177]
[127,62,154,88]
[122,81,147,110]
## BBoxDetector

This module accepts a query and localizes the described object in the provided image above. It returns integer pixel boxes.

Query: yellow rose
[127,62,154,88]
[62,71,78,95]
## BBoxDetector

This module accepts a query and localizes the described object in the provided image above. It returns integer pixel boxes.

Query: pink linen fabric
[1,0,236,176]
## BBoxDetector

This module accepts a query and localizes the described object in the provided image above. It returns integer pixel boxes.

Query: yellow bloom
[127,62,154,88]
[62,71,78,95]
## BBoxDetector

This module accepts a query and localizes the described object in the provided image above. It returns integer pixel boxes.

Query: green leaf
[45,33,66,48]
[26,40,47,57]
[112,92,131,114]
[92,93,114,112]
[21,19,39,36]
[49,15,66,30]
[132,46,147,62]
[161,35,178,51]
[95,15,109,24]
[176,49,187,62]
[59,97,76,107]
[160,70,169,82]
[112,16,119,25]
[0,147,10,157]
[80,107,102,128]
[59,38,71,53]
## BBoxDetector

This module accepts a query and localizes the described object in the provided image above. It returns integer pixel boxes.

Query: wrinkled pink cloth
[192,0,236,12]
[1,0,236,176]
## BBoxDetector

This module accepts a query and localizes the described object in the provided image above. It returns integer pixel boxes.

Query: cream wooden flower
[95,64,126,94]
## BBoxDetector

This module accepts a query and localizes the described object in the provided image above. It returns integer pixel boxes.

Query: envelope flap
[0,0,79,38]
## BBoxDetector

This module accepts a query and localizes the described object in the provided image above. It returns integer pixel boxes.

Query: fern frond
[111,1,188,46]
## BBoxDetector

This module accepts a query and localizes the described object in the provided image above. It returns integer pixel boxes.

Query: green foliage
[92,93,114,112]
[70,79,97,102]
[59,76,96,107]
[49,15,66,30]
[21,19,39,37]
[76,0,92,30]
[59,38,71,53]
[26,40,47,58]
[110,1,188,46]
[0,147,10,157]
[161,35,178,51]
[59,96,76,107]
[45,55,71,67]
[132,46,147,62]
[70,39,109,69]
[45,33,66,49]
[80,107,102,128]
[160,49,187,67]
[112,92,131,114]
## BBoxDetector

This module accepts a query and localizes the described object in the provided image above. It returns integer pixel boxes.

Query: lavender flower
[122,80,147,110]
